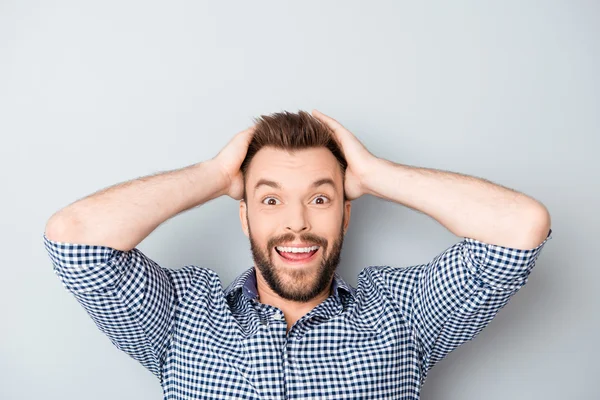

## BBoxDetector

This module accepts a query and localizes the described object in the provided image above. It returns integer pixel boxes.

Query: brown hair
[241,110,347,202]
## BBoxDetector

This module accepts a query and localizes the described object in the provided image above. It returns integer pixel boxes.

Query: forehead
[246,147,343,190]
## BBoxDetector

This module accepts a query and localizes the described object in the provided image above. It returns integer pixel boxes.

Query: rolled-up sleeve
[43,234,201,381]
[370,229,553,383]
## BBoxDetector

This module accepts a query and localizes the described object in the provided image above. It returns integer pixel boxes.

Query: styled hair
[241,110,347,202]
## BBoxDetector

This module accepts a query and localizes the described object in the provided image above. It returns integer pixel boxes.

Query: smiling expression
[240,146,351,302]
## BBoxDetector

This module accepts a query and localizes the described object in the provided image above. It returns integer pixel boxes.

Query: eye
[262,197,281,206]
[311,195,330,205]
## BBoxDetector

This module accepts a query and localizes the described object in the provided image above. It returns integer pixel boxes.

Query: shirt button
[273,312,284,321]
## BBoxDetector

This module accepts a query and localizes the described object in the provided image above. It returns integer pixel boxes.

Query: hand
[312,109,377,200]
[211,126,255,200]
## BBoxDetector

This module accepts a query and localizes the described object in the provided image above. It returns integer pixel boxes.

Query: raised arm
[312,110,553,383]
[45,127,255,250]
[311,109,551,248]
[43,126,254,380]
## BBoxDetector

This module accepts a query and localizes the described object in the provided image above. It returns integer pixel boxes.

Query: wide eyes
[261,195,330,206]
[312,196,329,205]
[263,197,281,206]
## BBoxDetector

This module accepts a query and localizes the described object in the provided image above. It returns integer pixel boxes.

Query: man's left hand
[312,109,378,201]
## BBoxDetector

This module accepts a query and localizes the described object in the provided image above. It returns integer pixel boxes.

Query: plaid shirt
[43,228,552,399]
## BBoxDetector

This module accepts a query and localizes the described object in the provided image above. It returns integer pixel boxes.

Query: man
[44,110,552,399]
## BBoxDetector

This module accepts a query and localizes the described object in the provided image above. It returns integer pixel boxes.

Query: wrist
[358,156,384,197]
[193,159,231,199]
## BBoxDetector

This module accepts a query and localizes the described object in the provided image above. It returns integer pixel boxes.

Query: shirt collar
[224,266,356,301]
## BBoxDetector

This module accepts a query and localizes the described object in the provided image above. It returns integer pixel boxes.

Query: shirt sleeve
[43,233,207,381]
[368,228,553,383]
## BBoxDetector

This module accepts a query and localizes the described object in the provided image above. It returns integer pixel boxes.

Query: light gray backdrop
[1,1,597,399]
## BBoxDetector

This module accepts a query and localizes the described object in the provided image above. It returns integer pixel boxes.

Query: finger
[313,109,348,132]
[240,125,256,136]
[234,125,256,144]
[312,109,355,145]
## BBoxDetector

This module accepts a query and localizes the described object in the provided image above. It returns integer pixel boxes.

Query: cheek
[314,209,344,229]
[248,214,278,245]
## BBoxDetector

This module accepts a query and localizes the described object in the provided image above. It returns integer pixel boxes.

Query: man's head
[239,110,351,303]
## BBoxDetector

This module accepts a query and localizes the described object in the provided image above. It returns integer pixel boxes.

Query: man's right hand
[211,126,255,201]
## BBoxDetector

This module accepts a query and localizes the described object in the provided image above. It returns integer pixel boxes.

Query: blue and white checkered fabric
[43,229,552,399]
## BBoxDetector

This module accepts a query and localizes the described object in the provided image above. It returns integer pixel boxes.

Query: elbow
[44,211,79,242]
[533,203,552,235]
[520,204,552,249]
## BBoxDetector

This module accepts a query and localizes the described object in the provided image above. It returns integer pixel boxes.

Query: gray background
[1,1,597,399]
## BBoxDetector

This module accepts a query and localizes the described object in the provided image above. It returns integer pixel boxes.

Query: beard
[248,219,345,303]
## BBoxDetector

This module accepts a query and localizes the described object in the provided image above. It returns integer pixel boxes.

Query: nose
[285,202,310,233]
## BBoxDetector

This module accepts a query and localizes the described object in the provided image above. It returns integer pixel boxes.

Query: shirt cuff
[43,233,128,293]
[462,229,553,291]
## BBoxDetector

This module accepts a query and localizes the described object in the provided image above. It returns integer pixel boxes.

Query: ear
[343,200,351,234]
[239,200,249,237]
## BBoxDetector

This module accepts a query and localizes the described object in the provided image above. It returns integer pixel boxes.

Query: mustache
[267,232,328,250]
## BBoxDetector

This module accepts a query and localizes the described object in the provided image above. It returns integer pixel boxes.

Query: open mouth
[274,246,320,265]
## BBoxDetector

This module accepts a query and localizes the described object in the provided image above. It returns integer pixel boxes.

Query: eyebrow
[254,178,336,192]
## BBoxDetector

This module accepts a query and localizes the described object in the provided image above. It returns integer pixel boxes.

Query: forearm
[363,158,551,249]
[45,160,229,251]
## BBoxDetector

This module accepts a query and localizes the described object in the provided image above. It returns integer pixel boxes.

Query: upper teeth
[276,246,319,253]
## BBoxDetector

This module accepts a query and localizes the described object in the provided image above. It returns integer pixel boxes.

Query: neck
[254,268,333,332]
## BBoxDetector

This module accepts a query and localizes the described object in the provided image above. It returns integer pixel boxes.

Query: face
[239,146,351,303]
